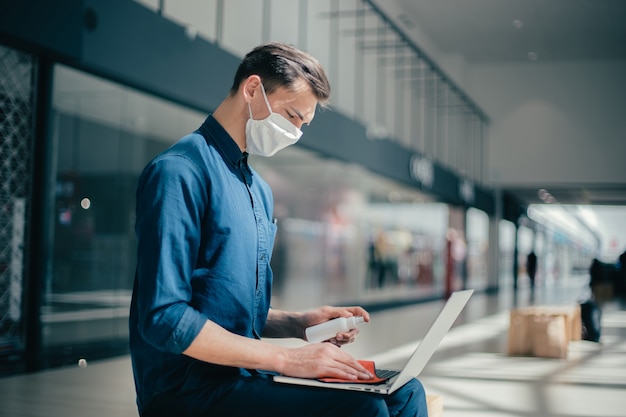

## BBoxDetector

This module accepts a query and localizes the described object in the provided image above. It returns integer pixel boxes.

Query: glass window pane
[44,64,205,362]
[467,208,489,290]
[250,147,447,311]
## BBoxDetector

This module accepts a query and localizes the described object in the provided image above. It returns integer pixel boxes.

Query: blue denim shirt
[129,115,276,414]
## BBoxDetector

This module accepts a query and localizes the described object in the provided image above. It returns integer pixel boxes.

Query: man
[130,42,427,417]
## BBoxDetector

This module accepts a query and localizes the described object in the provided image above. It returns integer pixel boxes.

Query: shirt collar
[197,114,247,167]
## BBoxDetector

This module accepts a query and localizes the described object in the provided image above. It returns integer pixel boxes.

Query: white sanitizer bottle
[305,316,366,343]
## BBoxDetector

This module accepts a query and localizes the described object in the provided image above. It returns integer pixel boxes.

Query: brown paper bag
[508,309,533,356]
[531,314,568,359]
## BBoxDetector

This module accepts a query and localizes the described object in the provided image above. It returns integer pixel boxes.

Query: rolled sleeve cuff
[169,307,207,354]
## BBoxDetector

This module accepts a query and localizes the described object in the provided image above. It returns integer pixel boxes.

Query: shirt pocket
[268,219,278,255]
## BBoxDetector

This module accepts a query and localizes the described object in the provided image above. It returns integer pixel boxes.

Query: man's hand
[279,342,373,380]
[302,305,370,346]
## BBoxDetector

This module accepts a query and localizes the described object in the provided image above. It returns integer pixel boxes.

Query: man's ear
[242,75,262,104]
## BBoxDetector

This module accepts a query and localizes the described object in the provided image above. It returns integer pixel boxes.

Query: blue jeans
[143,374,427,417]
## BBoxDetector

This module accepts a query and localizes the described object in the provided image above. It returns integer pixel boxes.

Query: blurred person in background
[526,250,537,294]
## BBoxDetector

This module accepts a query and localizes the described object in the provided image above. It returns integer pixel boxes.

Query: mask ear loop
[259,83,273,113]
[248,82,273,120]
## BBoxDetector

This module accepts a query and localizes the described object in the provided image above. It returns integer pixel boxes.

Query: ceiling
[395,0,626,64]
[393,0,626,207]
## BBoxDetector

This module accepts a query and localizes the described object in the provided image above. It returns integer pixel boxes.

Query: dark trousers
[143,373,427,417]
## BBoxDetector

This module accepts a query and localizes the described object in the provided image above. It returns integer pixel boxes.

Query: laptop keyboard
[375,368,400,380]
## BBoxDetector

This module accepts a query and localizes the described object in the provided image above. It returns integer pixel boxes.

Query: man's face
[252,78,318,130]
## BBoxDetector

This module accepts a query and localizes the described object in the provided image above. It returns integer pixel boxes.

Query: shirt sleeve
[133,154,209,354]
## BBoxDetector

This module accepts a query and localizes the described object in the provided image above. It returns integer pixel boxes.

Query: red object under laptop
[318,360,388,384]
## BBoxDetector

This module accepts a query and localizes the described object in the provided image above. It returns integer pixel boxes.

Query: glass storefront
[0,45,35,372]
[252,147,449,310]
[44,65,206,364]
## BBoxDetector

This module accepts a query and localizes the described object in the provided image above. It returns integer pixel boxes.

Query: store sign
[409,155,434,189]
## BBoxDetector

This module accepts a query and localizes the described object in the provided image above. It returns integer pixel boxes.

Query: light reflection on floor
[417,309,626,417]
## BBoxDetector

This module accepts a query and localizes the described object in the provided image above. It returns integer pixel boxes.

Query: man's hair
[229,42,331,107]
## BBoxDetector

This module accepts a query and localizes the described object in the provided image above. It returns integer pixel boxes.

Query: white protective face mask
[245,83,303,157]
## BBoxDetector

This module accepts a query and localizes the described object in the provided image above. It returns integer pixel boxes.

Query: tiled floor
[1,275,624,417]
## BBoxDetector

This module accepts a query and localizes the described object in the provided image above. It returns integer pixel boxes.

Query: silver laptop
[273,289,473,394]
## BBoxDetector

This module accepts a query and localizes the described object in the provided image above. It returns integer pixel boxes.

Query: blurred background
[0,0,625,375]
